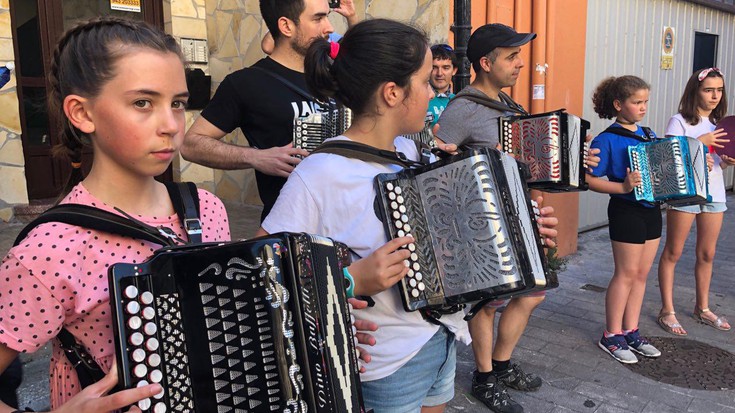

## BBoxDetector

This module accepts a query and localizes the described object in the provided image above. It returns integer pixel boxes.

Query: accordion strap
[449,90,528,115]
[311,140,424,168]
[13,181,201,389]
[250,65,319,103]
[603,125,655,142]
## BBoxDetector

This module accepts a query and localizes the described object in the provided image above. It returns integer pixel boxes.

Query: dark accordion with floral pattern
[374,148,554,312]
[109,233,369,413]
[499,110,591,192]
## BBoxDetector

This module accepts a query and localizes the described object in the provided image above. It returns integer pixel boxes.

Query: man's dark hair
[430,44,458,68]
[260,0,305,40]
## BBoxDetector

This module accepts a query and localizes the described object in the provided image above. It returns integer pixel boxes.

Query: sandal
[693,307,731,331]
[657,311,687,336]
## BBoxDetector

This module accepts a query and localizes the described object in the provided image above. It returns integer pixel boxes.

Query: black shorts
[607,197,662,244]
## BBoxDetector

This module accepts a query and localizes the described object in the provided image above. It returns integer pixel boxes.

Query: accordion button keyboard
[128,316,142,330]
[125,285,139,299]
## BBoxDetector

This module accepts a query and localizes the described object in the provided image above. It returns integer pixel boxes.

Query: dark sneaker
[598,334,638,364]
[625,330,661,358]
[472,371,523,413]
[494,362,542,392]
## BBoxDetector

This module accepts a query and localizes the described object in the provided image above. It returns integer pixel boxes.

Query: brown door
[10,0,165,201]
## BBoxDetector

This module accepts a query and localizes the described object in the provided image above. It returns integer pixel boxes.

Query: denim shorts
[669,201,727,214]
[361,327,456,413]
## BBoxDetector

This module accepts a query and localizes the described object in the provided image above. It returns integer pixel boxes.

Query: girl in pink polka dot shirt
[0,17,230,412]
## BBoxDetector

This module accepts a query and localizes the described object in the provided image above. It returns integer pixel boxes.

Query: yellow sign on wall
[110,0,141,12]
[661,26,675,70]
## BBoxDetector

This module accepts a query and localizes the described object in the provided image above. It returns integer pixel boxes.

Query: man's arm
[181,115,308,177]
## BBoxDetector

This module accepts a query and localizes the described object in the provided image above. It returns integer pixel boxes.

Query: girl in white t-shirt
[657,67,735,335]
[257,18,556,413]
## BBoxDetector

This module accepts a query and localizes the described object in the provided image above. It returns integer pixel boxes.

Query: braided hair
[48,16,183,197]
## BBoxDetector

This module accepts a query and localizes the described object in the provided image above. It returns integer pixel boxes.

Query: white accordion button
[128,316,142,330]
[397,196,404,204]
[418,282,426,291]
[395,186,402,195]
[408,243,416,252]
[393,211,401,219]
[136,379,149,388]
[407,269,415,278]
[415,272,423,281]
[132,348,146,363]
[126,301,141,315]
[391,201,398,210]
[398,230,405,237]
[395,220,403,229]
[412,262,421,271]
[142,307,156,320]
[409,278,417,287]
[140,291,154,305]
[154,402,167,412]
[411,289,420,298]
[148,353,161,367]
[129,332,144,346]
[399,205,407,213]
[388,192,396,200]
[138,398,151,411]
[133,363,148,378]
[144,322,157,336]
[410,253,418,261]
[404,224,411,232]
[386,183,394,191]
[146,338,160,351]
[149,369,163,383]
[124,285,139,299]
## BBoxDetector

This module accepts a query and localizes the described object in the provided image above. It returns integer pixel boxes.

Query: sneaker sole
[628,346,661,358]
[597,341,638,364]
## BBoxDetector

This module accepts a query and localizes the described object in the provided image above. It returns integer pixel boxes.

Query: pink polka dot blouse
[0,184,230,408]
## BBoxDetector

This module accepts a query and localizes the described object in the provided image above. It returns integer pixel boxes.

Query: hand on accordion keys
[585,133,601,172]
[534,196,559,249]
[53,362,161,413]
[347,236,414,296]
[348,297,378,373]
[623,168,643,193]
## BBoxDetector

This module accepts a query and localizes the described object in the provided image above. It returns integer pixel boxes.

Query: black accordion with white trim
[109,233,369,413]
[375,148,553,312]
[294,108,353,153]
[499,110,590,192]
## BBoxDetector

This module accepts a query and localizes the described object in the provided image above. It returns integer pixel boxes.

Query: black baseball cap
[467,23,536,63]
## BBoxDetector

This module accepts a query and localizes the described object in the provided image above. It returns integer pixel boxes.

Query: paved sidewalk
[1,195,733,412]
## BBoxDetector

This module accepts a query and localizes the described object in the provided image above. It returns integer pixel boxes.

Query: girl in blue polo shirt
[586,76,662,364]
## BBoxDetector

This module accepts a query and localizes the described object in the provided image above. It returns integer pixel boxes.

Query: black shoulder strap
[250,65,317,102]
[310,140,424,168]
[14,204,176,247]
[449,89,528,115]
[56,328,105,388]
[165,182,202,243]
[603,125,655,142]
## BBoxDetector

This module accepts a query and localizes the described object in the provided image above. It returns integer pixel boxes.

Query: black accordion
[499,110,591,192]
[294,108,353,153]
[403,113,437,148]
[375,148,553,312]
[109,233,368,413]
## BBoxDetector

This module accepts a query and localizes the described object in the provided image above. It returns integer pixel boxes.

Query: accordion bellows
[375,148,553,312]
[499,110,591,192]
[109,233,368,413]
[628,136,711,206]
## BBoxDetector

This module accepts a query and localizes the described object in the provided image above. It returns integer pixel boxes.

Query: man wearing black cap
[435,23,543,413]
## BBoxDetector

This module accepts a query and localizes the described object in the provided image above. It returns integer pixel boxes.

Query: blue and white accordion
[374,148,553,312]
[628,136,711,206]
[109,233,369,413]
[499,110,591,192]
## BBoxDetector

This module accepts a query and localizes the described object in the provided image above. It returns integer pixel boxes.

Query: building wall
[0,0,26,222]
[579,0,735,230]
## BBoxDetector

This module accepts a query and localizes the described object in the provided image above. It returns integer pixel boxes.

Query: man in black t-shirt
[181,0,356,221]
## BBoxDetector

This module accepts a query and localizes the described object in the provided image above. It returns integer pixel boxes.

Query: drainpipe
[452,0,472,92]
[531,0,548,114]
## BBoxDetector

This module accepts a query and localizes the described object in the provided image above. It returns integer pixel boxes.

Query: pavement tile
[686,397,735,413]
[574,382,648,412]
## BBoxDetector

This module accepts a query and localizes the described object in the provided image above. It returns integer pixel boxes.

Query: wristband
[342,267,355,298]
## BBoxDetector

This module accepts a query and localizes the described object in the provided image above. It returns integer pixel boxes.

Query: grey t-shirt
[436,86,522,149]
